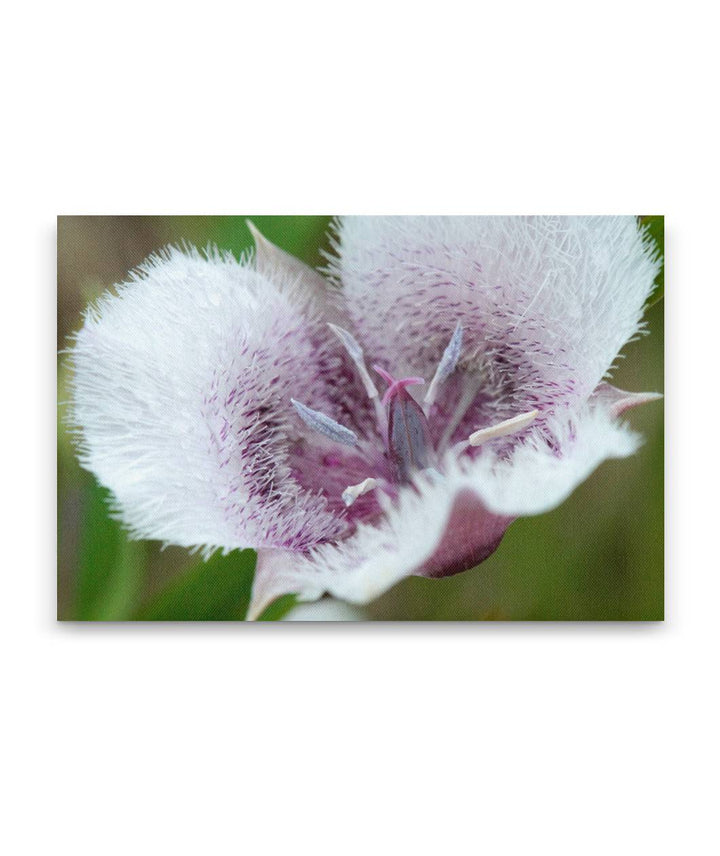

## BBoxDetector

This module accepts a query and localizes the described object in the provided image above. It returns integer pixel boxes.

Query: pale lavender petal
[68,245,367,555]
[332,216,661,446]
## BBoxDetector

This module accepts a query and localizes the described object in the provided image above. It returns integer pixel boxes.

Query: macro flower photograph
[57,215,664,621]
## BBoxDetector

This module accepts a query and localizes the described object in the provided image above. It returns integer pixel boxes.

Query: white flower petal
[451,406,641,517]
[67,245,353,555]
[282,599,367,621]
[333,216,661,416]
[247,406,642,612]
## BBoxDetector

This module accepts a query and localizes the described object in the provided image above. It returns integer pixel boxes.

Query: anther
[341,477,378,507]
[328,323,386,436]
[424,322,463,414]
[467,410,539,446]
[290,399,359,447]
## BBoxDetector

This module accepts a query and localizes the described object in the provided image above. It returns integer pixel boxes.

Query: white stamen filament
[341,477,378,507]
[467,410,539,446]
[328,323,378,398]
[437,373,484,453]
[424,322,463,414]
[328,322,387,438]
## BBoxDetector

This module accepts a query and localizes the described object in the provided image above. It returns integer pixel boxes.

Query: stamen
[437,373,483,453]
[424,322,463,414]
[467,410,539,446]
[328,323,386,435]
[341,477,378,507]
[290,399,359,447]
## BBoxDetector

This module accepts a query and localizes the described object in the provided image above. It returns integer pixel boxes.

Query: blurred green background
[57,216,664,620]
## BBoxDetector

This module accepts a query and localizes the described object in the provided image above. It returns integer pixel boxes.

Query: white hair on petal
[67,244,351,555]
[329,216,661,420]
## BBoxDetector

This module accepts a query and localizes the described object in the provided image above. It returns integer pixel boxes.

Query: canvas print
[57,216,664,621]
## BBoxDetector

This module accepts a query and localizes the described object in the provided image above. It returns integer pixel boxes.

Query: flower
[67,216,662,619]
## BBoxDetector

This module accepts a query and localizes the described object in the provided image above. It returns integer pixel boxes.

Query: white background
[3,1,717,854]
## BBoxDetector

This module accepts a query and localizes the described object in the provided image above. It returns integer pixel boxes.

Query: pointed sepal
[591,382,663,418]
[247,220,327,293]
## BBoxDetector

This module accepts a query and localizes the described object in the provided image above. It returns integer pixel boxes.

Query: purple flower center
[289,322,538,527]
[290,324,454,509]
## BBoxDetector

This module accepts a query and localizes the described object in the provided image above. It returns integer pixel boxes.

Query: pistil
[373,366,432,483]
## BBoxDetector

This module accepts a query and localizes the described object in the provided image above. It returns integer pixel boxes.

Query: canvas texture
[57,215,664,621]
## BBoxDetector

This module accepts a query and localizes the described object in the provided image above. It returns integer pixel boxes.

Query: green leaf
[256,594,298,621]
[73,475,145,620]
[640,215,664,307]
[135,549,257,621]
